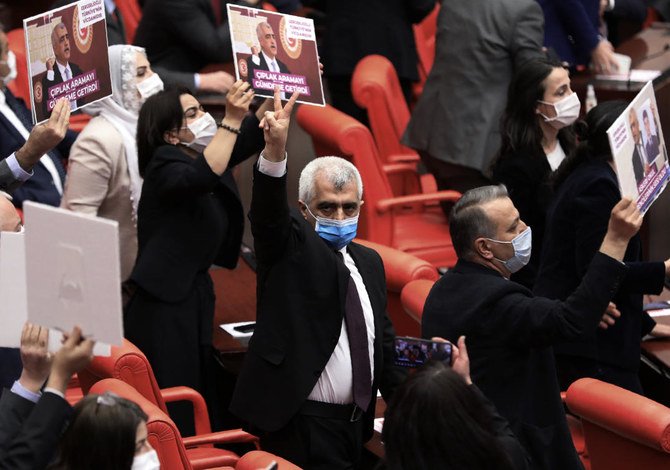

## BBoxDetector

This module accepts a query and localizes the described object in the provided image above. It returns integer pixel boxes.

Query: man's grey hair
[256,21,272,39]
[51,22,67,47]
[449,184,508,260]
[298,156,363,205]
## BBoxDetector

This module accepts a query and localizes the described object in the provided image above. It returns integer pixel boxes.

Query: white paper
[219,321,256,347]
[47,328,111,356]
[24,202,123,347]
[647,309,670,318]
[77,0,105,29]
[0,231,27,348]
[595,69,662,82]
[373,417,384,434]
[613,53,632,75]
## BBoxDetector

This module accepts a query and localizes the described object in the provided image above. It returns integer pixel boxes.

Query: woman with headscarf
[61,44,163,281]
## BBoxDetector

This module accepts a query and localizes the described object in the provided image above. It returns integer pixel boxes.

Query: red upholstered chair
[296,103,459,269]
[235,450,301,470]
[412,2,439,100]
[351,54,437,197]
[78,339,257,469]
[90,378,193,470]
[399,279,435,330]
[116,0,143,43]
[355,238,437,337]
[566,378,670,470]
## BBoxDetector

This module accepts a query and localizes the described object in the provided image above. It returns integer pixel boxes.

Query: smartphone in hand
[393,336,452,368]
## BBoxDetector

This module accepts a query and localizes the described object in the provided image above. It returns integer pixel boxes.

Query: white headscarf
[85,45,145,218]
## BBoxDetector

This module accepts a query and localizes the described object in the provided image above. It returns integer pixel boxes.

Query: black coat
[422,252,627,470]
[230,167,406,440]
[134,0,232,75]
[534,161,664,385]
[0,390,72,470]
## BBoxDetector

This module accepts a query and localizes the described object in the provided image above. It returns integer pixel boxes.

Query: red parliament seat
[566,378,670,470]
[296,103,459,269]
[235,451,301,470]
[355,238,438,337]
[78,339,258,469]
[412,2,439,100]
[115,0,143,44]
[351,54,438,197]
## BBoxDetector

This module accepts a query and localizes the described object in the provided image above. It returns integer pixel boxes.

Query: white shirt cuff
[11,380,42,403]
[6,152,34,181]
[257,152,287,177]
[43,387,66,400]
[194,73,201,89]
[46,70,55,81]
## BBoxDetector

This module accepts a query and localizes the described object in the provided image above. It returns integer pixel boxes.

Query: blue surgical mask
[487,227,532,273]
[305,206,358,250]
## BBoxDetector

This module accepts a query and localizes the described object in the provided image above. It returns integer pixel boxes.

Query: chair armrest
[161,386,211,436]
[382,163,419,175]
[182,429,259,449]
[387,153,420,164]
[376,190,461,214]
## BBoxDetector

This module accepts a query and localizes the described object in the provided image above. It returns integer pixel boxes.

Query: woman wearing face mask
[50,392,160,470]
[534,101,670,393]
[124,80,268,435]
[61,44,164,282]
[490,58,579,289]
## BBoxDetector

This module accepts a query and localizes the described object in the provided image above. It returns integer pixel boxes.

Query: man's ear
[163,129,180,145]
[474,237,494,260]
[298,200,309,220]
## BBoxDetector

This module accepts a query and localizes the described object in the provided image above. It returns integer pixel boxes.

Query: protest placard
[0,231,27,348]
[23,202,122,348]
[607,81,669,213]
[23,0,112,123]
[227,4,324,106]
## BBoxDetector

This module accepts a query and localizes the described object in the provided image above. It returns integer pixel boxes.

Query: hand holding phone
[393,336,452,368]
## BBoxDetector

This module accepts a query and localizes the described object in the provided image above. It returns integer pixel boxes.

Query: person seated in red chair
[0,324,94,469]
[422,184,642,470]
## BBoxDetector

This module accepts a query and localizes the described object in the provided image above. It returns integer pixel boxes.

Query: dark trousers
[419,151,491,215]
[556,355,644,395]
[259,408,366,469]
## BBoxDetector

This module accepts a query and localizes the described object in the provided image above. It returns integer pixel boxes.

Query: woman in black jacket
[490,58,579,288]
[124,81,268,433]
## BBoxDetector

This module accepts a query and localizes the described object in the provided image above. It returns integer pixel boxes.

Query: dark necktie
[336,251,372,411]
[5,91,66,184]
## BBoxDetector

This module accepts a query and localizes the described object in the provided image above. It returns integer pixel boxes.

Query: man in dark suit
[230,91,406,468]
[422,185,641,470]
[247,22,290,95]
[41,22,85,117]
[0,325,94,469]
[643,109,661,162]
[629,108,650,186]
[134,0,235,94]
[0,27,74,208]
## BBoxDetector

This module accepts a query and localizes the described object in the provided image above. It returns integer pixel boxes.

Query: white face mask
[0,51,17,85]
[487,227,533,274]
[131,449,160,470]
[538,92,581,129]
[136,73,163,100]
[181,112,217,153]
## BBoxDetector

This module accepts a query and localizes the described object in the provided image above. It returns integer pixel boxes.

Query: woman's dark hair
[50,393,148,470]
[495,58,573,163]
[137,85,191,177]
[382,362,516,470]
[552,100,629,189]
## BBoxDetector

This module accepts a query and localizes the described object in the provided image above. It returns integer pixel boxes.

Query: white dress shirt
[257,154,376,404]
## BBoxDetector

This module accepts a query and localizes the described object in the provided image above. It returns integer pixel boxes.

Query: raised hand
[15,98,70,171]
[599,302,621,330]
[259,86,299,161]
[450,335,472,385]
[18,323,52,393]
[224,80,255,124]
[45,326,94,394]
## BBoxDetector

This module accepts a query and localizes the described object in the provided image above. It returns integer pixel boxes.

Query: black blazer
[0,89,74,207]
[130,114,264,302]
[422,253,627,470]
[535,161,663,372]
[134,0,232,74]
[490,134,574,289]
[632,144,646,185]
[230,167,405,440]
[0,390,72,470]
[306,0,434,81]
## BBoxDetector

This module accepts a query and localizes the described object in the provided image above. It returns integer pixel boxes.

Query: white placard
[24,202,123,347]
[0,231,27,348]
